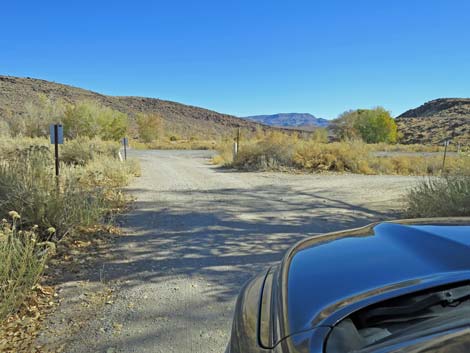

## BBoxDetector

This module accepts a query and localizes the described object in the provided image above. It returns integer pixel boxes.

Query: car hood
[279,218,470,339]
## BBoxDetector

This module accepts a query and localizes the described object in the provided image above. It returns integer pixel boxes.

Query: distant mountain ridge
[243,113,330,129]
[396,98,470,144]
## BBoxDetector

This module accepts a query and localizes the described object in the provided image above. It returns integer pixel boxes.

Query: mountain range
[243,113,330,129]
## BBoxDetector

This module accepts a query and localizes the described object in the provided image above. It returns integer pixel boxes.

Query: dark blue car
[226,218,470,353]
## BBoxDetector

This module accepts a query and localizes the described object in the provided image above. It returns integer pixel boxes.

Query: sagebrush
[405,175,470,217]
[0,137,139,320]
[216,133,470,176]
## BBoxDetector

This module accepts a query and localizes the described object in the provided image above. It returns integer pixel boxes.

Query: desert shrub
[232,132,296,170]
[61,137,119,165]
[293,141,371,172]
[0,148,108,241]
[405,175,470,217]
[370,143,447,153]
[0,216,54,320]
[212,140,234,165]
[216,133,470,176]
[0,137,119,166]
[21,95,65,138]
[62,101,128,140]
[78,157,141,189]
[311,128,329,143]
[0,137,50,161]
[136,113,163,142]
[0,138,139,241]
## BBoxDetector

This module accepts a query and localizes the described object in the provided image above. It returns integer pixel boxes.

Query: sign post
[442,138,450,172]
[50,124,64,178]
[122,137,128,161]
[233,128,240,160]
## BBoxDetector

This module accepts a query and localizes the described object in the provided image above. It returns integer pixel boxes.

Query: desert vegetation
[215,130,469,176]
[405,175,470,218]
[0,137,139,321]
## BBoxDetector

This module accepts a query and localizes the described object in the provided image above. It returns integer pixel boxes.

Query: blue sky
[1,0,469,119]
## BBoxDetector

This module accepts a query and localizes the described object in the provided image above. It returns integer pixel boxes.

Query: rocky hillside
[396,98,470,145]
[0,75,274,138]
[244,113,329,129]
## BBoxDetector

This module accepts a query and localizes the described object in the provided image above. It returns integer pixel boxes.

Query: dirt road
[67,150,419,353]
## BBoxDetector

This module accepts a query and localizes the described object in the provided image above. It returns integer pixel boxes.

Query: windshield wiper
[360,285,470,326]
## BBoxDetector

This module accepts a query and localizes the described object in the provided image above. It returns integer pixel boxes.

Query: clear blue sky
[1,0,469,119]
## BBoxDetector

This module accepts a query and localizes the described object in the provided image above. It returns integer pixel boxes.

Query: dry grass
[405,175,470,217]
[0,217,54,320]
[0,137,139,322]
[215,133,470,176]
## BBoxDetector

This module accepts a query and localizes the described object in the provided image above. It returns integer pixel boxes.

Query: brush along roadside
[214,138,469,176]
[0,137,140,352]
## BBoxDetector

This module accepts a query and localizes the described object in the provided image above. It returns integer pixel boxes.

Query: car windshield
[326,283,470,353]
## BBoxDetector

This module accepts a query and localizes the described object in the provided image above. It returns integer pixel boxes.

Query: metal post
[237,128,240,151]
[123,138,127,160]
[54,124,60,177]
[442,140,449,172]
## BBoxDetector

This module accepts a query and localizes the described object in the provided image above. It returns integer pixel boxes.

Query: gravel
[65,150,419,353]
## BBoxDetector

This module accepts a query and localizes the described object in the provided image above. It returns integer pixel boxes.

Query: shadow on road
[75,183,394,303]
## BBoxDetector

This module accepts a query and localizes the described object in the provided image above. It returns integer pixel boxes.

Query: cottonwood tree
[332,107,397,143]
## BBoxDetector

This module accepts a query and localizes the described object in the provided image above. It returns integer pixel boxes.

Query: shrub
[232,132,296,170]
[63,101,128,140]
[21,94,65,138]
[216,133,470,176]
[405,175,470,217]
[0,148,108,241]
[61,137,119,165]
[311,128,329,143]
[0,217,53,320]
[136,113,163,143]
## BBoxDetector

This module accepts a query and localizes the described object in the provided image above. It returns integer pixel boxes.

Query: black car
[226,218,470,353]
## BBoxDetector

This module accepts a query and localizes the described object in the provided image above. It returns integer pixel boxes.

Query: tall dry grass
[215,133,470,176]
[0,137,139,320]
[405,175,470,217]
[0,216,54,320]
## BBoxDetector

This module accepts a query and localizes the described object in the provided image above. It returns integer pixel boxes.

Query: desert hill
[396,98,470,145]
[0,75,273,138]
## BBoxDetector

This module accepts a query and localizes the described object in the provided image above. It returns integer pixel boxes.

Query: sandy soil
[48,150,420,353]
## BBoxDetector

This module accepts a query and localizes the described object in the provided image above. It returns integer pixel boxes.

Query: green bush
[63,101,128,140]
[332,107,397,143]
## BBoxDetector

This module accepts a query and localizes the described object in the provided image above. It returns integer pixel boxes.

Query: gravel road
[68,150,419,353]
